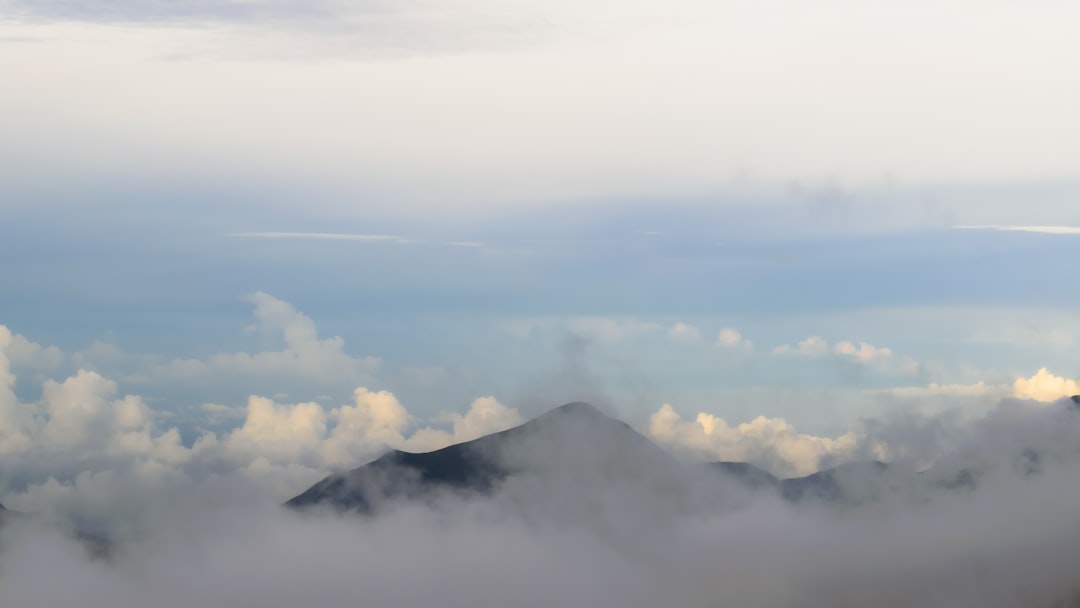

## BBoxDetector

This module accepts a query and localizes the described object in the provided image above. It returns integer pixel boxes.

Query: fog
[4,397,1080,608]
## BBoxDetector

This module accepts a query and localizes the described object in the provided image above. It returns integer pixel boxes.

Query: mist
[4,395,1080,608]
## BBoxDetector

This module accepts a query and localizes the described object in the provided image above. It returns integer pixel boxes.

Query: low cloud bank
[4,414,1080,608]
[6,317,1080,606]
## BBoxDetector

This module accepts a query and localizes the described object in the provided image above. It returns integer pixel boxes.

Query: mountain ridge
[285,401,908,512]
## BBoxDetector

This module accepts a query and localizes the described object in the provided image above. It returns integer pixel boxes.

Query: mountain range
[285,401,960,513]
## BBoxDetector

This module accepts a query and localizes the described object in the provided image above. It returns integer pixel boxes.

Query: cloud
[0,327,34,455]
[774,335,893,365]
[1,328,65,372]
[136,292,380,387]
[956,225,1080,235]
[0,0,350,23]
[716,327,752,350]
[1013,368,1080,402]
[211,389,523,494]
[228,231,414,243]
[0,0,557,60]
[772,335,829,356]
[647,403,862,477]
[867,381,1008,399]
[832,340,892,363]
[11,320,1080,608]
[667,322,702,343]
[0,324,526,509]
[404,396,524,453]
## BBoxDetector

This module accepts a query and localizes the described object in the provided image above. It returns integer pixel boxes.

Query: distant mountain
[779,461,890,503]
[706,461,779,489]
[0,500,111,558]
[286,401,1027,513]
[287,402,674,512]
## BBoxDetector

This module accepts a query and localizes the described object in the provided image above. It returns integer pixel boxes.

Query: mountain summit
[284,402,970,513]
[285,401,673,512]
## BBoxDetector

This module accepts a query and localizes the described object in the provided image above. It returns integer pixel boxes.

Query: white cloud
[1013,368,1080,402]
[832,340,892,364]
[225,395,329,463]
[647,403,861,478]
[774,335,894,366]
[868,368,1080,408]
[228,231,414,243]
[956,225,1080,235]
[404,396,523,454]
[667,322,702,343]
[138,292,380,386]
[716,327,752,350]
[772,335,829,356]
[0,326,33,454]
[8,0,1076,213]
[3,329,65,371]
[0,327,526,504]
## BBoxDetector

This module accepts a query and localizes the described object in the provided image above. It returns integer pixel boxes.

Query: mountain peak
[538,401,609,420]
[555,401,599,413]
[285,400,666,512]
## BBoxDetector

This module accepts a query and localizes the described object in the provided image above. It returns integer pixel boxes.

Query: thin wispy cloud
[227,232,415,243]
[955,225,1080,235]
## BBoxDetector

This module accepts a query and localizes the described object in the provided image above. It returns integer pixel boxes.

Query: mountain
[285,402,970,513]
[0,501,111,558]
[706,461,780,489]
[779,461,891,503]
[287,402,675,512]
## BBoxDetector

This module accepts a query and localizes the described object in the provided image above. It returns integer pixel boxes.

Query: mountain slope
[286,402,961,513]
[287,402,674,512]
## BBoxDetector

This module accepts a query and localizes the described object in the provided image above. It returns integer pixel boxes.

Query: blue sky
[1,0,1080,488]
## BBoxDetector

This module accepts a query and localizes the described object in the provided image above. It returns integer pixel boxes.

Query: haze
[2,0,1079,606]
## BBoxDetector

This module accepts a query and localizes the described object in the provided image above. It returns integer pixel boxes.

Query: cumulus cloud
[7,387,1080,608]
[667,322,702,342]
[135,292,380,388]
[647,403,862,477]
[0,326,33,455]
[832,340,892,363]
[774,335,894,367]
[0,323,525,513]
[772,335,829,356]
[1013,368,1080,402]
[716,327,752,350]
[10,318,1080,607]
[1,327,65,372]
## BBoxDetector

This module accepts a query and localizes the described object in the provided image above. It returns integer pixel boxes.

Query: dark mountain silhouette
[287,402,673,512]
[779,461,890,502]
[706,461,779,489]
[288,401,1051,513]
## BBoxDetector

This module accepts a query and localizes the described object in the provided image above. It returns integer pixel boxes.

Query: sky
[2,0,1080,503]
[5,2,1080,605]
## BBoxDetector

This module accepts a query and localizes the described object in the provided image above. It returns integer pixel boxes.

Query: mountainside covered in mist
[287,402,674,511]
[286,402,926,512]
[0,501,111,558]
